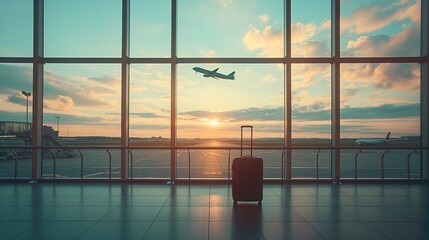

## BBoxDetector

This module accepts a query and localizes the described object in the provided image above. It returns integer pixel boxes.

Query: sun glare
[207,119,220,127]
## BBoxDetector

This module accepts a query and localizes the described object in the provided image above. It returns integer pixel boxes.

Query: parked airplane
[356,132,391,145]
[193,67,235,80]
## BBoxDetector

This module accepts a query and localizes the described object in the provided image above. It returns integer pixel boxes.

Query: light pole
[55,115,60,133]
[21,91,31,123]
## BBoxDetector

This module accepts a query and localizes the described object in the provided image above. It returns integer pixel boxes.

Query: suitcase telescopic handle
[240,125,253,157]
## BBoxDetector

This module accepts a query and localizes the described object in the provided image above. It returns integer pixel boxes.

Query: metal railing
[0,145,425,181]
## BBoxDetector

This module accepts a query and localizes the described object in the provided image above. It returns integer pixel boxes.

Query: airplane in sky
[193,67,235,80]
[355,132,391,145]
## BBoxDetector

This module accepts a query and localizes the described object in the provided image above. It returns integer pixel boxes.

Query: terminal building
[0,0,428,239]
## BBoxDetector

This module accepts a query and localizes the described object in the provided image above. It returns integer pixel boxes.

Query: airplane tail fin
[228,71,235,80]
[385,132,391,140]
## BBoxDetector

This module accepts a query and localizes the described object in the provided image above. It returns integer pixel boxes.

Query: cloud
[258,14,269,23]
[0,110,27,122]
[6,93,29,106]
[44,112,105,125]
[398,0,421,23]
[292,89,331,117]
[87,75,120,85]
[291,40,330,57]
[340,103,419,119]
[0,66,107,113]
[0,64,32,94]
[321,19,330,29]
[130,67,171,91]
[341,63,419,91]
[178,103,419,126]
[284,20,328,57]
[341,63,375,83]
[242,25,283,57]
[340,83,360,103]
[291,22,318,44]
[341,0,420,34]
[262,74,278,83]
[199,49,216,57]
[242,19,328,57]
[26,68,118,111]
[294,103,419,121]
[151,71,171,90]
[180,107,284,122]
[129,124,169,131]
[218,0,233,7]
[44,95,75,111]
[293,100,330,113]
[41,69,119,108]
[292,124,331,135]
[130,112,169,119]
[346,24,420,56]
[292,64,331,89]
[44,80,114,108]
[347,35,389,53]
[373,63,419,90]
[0,110,105,126]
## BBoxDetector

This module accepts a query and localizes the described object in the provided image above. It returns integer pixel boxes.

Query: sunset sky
[0,0,421,139]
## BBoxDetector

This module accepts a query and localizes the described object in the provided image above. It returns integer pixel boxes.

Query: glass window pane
[340,0,420,57]
[42,64,121,178]
[45,0,122,57]
[0,63,33,124]
[43,64,121,141]
[292,64,331,145]
[0,0,33,57]
[130,149,170,178]
[292,149,332,179]
[177,64,284,144]
[340,63,420,146]
[291,0,331,57]
[130,0,171,57]
[130,64,170,145]
[178,0,283,57]
[0,63,33,178]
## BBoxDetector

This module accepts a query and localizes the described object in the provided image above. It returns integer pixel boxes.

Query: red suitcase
[232,125,263,206]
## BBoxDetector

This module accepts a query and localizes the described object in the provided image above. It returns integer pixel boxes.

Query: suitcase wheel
[258,201,262,207]
[233,200,237,206]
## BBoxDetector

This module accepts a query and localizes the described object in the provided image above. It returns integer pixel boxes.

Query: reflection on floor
[0,182,428,240]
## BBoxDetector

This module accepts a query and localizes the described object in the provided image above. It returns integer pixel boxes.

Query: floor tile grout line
[6,202,79,238]
[282,184,347,240]
[359,221,395,240]
[10,221,45,240]
[378,203,421,222]
[3,183,429,240]
[46,184,151,240]
[299,221,328,240]
[140,189,171,240]
[73,200,125,240]
[310,185,404,239]
[338,204,421,223]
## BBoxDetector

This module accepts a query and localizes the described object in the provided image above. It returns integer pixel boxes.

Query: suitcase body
[232,156,263,205]
[232,126,263,206]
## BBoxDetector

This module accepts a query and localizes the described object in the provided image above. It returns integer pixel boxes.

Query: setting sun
[206,118,220,127]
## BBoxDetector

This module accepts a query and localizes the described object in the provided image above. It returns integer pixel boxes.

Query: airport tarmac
[0,145,421,180]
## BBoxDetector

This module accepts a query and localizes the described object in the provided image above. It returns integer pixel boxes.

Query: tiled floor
[0,182,428,240]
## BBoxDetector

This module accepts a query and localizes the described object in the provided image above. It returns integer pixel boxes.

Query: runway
[0,146,421,180]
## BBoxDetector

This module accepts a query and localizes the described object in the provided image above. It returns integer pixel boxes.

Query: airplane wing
[193,67,235,80]
[203,68,220,78]
[212,71,235,80]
